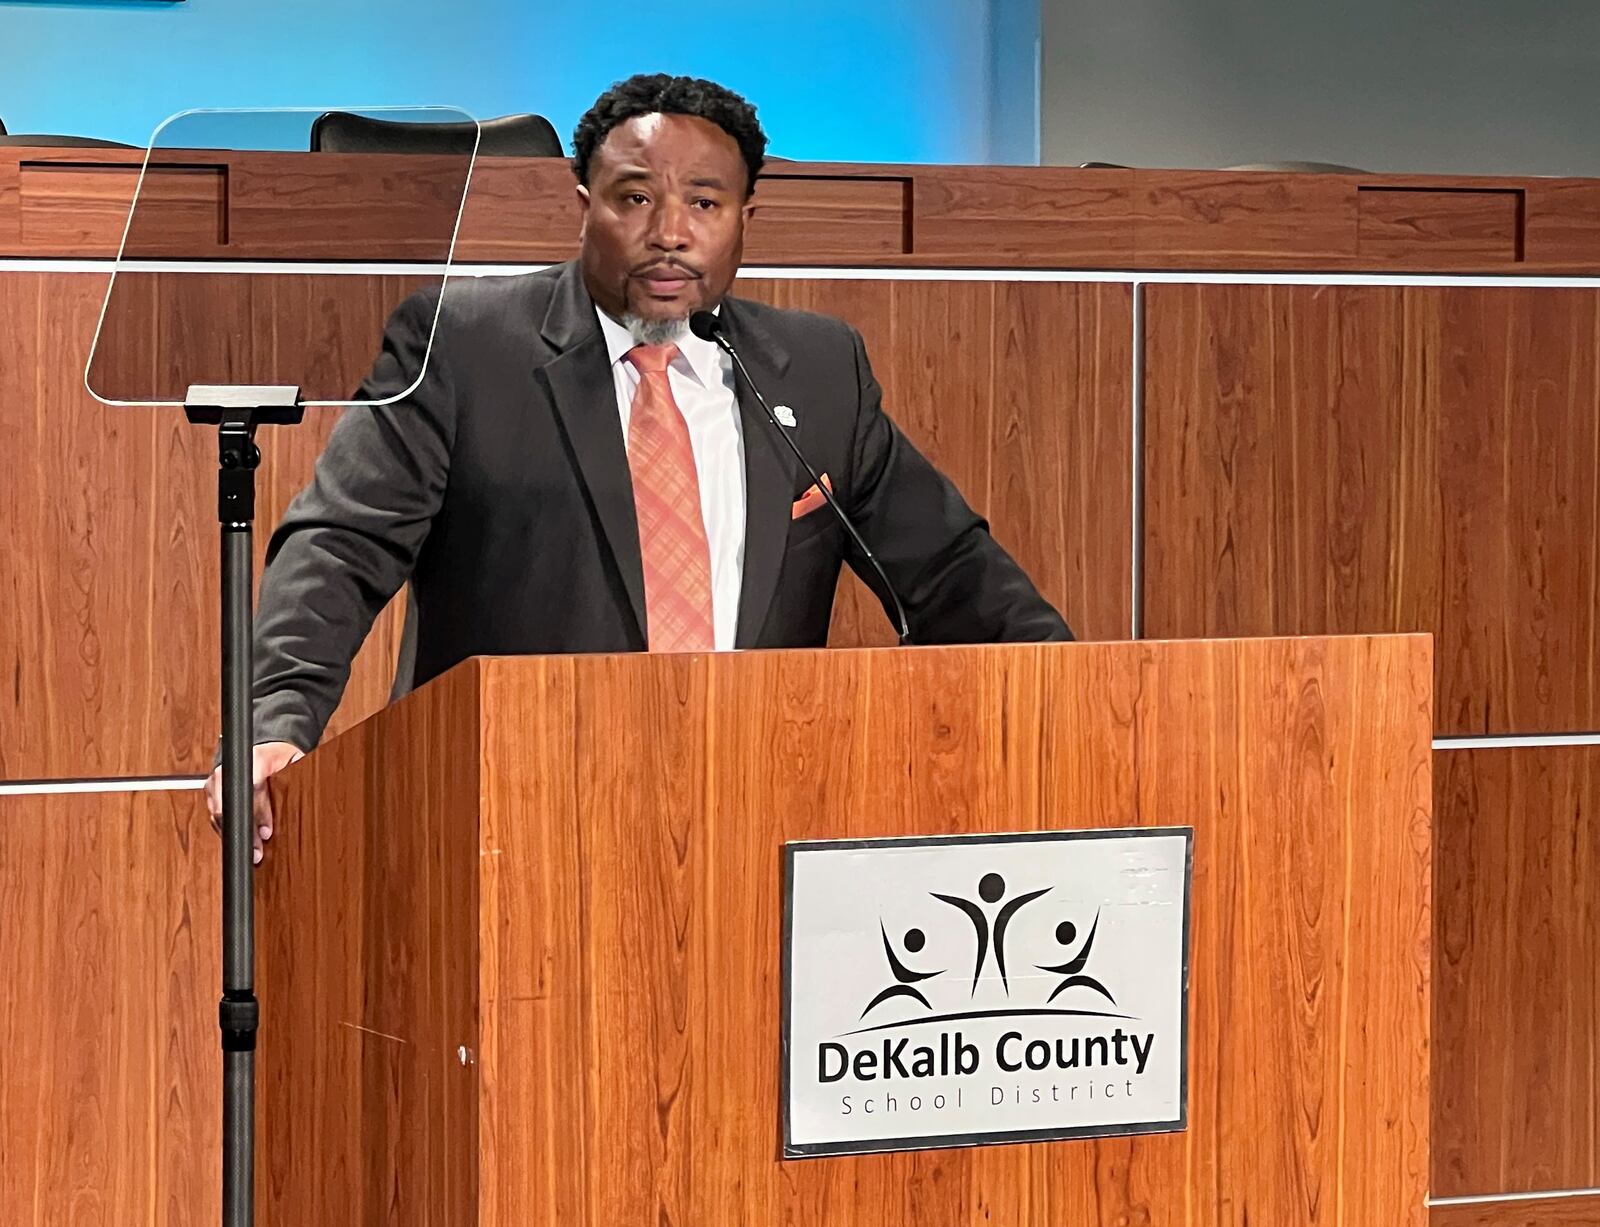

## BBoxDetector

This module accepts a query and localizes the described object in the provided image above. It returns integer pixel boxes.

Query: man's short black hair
[572,73,767,196]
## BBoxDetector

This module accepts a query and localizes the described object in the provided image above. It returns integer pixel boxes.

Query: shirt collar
[594,304,726,389]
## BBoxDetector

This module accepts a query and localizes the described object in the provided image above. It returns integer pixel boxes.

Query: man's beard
[621,312,690,347]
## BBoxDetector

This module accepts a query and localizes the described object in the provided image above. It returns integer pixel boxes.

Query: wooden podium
[258,636,1432,1226]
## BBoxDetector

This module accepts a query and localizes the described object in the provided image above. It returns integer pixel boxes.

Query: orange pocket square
[791,474,833,520]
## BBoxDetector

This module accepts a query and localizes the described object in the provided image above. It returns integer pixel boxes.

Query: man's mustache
[632,260,702,278]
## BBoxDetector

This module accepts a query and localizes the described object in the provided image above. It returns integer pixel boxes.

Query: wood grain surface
[1141,282,1600,735]
[738,277,1134,647]
[8,146,1600,271]
[0,788,219,1227]
[1433,746,1600,1200]
[261,636,1430,1226]
[19,161,225,253]
[1034,634,1434,1227]
[0,271,407,779]
[1357,189,1522,263]
[745,174,912,260]
[1133,171,1361,267]
[1430,1195,1600,1226]
[911,167,1134,266]
[1,270,1125,780]
[255,662,481,1227]
[471,636,1432,1224]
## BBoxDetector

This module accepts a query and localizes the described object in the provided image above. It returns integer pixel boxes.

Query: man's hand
[205,741,306,865]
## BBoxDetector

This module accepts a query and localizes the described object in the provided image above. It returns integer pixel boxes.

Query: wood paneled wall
[0,272,409,780]
[1143,283,1600,736]
[746,277,1133,649]
[4,261,1599,1221]
[0,270,1131,780]
[1141,281,1600,1213]
[1433,748,1600,1199]
[0,790,218,1227]
[1431,1198,1600,1227]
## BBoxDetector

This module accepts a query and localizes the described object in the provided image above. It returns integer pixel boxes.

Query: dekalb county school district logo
[866,870,1117,1014]
[835,869,1148,1084]
[783,829,1191,1158]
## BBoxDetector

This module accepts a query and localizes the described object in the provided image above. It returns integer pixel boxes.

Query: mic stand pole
[185,385,303,1227]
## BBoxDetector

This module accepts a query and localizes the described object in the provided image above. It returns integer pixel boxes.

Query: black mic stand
[690,311,913,644]
[185,384,303,1227]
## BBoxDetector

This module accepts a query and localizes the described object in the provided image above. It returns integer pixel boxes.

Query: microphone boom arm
[694,313,912,645]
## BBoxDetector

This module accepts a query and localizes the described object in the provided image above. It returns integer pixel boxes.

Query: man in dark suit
[207,74,1071,857]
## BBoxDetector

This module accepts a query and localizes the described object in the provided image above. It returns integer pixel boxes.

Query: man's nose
[648,199,691,251]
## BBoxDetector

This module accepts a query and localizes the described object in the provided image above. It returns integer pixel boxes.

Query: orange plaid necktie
[625,343,715,652]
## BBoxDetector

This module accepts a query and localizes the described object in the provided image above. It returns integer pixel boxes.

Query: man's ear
[741,197,758,227]
[575,183,591,238]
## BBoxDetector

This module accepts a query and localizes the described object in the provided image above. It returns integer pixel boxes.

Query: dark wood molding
[7,148,1600,272]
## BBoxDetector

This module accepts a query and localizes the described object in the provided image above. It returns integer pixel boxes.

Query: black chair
[1223,160,1366,173]
[1077,160,1366,173]
[310,112,562,157]
[0,134,138,148]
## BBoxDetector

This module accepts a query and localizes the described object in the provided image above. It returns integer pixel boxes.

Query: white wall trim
[3,739,1588,791]
[1129,282,1146,638]
[0,259,489,277]
[9,257,1600,290]
[740,267,1600,289]
[0,776,205,796]
[1434,732,1600,750]
[1429,1184,1600,1207]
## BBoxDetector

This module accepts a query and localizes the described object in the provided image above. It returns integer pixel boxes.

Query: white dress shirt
[596,307,747,651]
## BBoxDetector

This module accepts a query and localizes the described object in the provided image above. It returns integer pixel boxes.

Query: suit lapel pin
[773,405,797,428]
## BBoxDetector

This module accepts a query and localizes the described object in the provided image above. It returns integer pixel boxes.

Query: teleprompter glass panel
[85,106,479,408]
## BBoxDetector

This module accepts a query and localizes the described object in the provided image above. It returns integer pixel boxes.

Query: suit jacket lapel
[535,263,647,640]
[723,298,798,648]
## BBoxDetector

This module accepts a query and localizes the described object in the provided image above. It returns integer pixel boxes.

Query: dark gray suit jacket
[251,261,1071,751]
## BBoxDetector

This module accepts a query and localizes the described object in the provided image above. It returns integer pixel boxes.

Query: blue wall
[0,0,1039,164]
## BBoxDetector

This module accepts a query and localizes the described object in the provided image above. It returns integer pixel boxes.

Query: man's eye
[693,198,718,210]
[626,193,649,206]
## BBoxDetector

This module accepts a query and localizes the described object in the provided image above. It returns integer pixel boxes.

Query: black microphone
[690,309,911,645]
